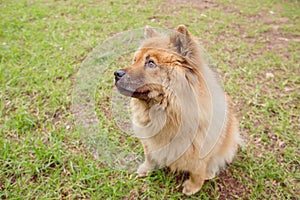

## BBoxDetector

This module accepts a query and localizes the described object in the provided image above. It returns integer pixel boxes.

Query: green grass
[1,0,299,199]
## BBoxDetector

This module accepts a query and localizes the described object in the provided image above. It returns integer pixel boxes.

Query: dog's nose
[114,70,126,81]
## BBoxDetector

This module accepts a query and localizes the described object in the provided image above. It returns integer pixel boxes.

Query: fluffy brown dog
[114,25,242,195]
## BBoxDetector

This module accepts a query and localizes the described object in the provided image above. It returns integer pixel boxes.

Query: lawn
[0,0,299,199]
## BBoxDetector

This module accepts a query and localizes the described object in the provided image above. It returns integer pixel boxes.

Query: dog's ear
[176,24,191,38]
[170,25,195,58]
[144,25,160,39]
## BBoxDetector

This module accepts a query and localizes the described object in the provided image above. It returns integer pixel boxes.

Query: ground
[0,0,299,199]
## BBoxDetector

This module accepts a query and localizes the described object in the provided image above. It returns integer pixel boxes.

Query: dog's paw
[205,171,216,180]
[182,179,203,196]
[137,163,150,177]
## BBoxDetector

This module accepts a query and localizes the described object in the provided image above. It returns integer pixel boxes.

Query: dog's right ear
[144,25,159,39]
[169,25,193,57]
[170,25,200,60]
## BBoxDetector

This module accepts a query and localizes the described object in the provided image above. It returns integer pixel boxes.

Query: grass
[1,0,299,199]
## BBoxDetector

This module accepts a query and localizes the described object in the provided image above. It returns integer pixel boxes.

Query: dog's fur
[114,25,242,195]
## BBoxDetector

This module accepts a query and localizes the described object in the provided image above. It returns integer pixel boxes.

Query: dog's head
[114,25,201,102]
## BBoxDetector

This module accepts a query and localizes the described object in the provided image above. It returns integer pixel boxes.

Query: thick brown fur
[114,25,243,195]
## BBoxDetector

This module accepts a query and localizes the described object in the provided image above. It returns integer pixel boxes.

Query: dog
[114,25,242,195]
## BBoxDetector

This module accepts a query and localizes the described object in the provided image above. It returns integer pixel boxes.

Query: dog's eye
[145,60,157,69]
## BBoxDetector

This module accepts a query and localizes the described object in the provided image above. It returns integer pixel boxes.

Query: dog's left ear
[144,25,160,39]
[170,25,195,58]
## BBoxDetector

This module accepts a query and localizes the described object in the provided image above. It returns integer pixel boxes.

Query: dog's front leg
[137,154,156,177]
[182,164,207,195]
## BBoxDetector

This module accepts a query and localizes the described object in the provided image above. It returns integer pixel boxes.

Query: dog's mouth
[116,85,150,100]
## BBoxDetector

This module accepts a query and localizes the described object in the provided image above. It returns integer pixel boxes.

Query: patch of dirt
[216,169,250,200]
[163,0,299,53]
[164,0,220,10]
